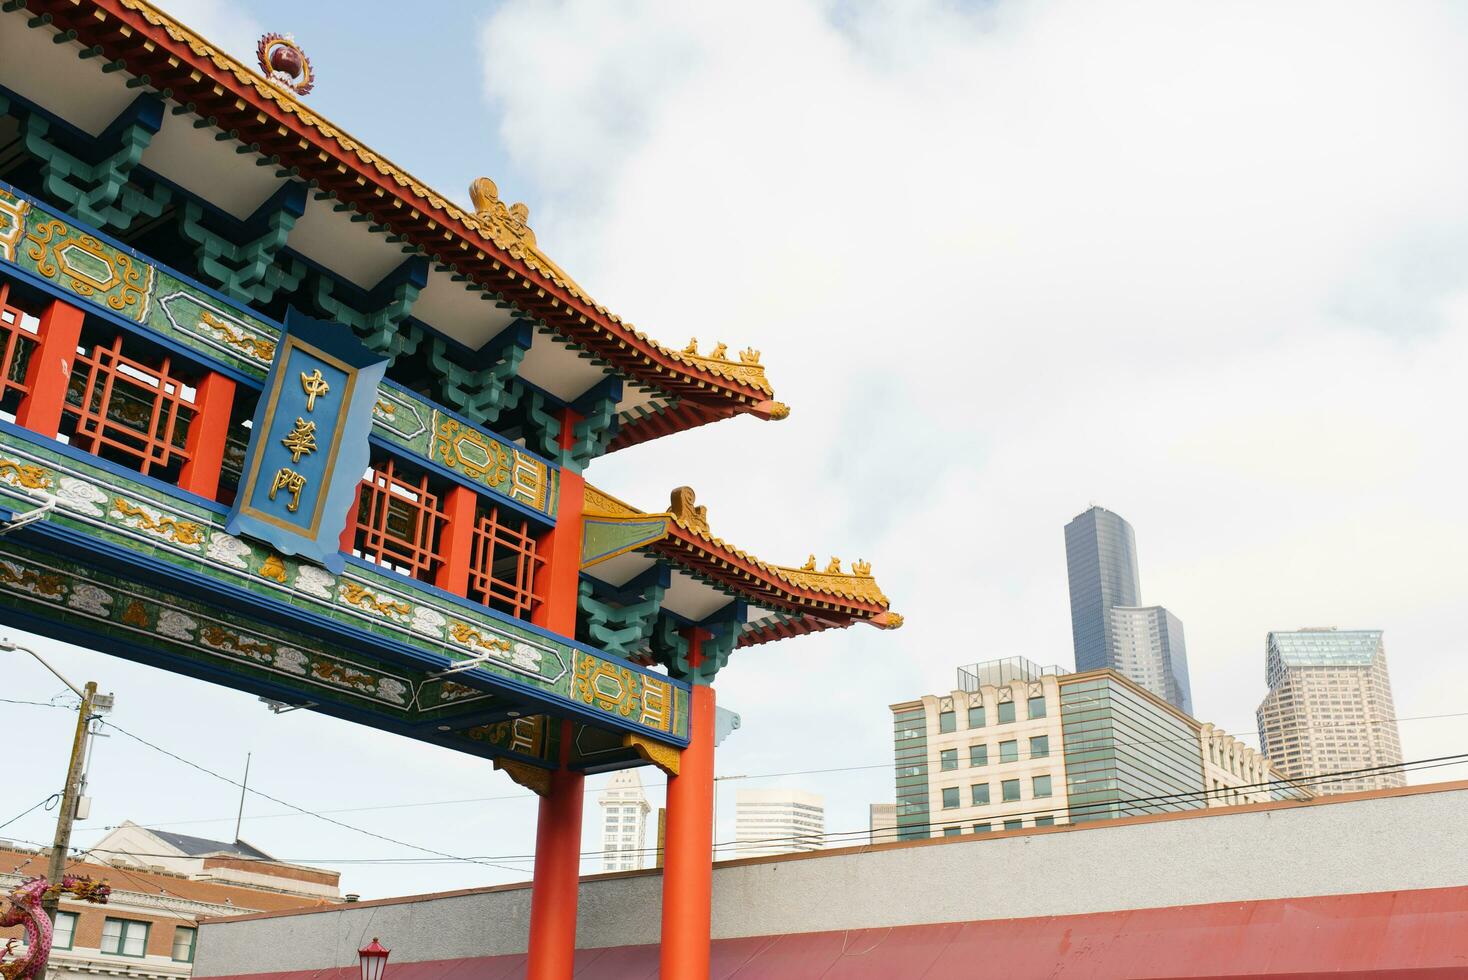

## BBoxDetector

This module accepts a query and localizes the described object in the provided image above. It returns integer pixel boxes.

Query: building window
[352,459,446,581]
[971,783,990,805]
[969,744,987,767]
[1003,818,1023,831]
[941,787,960,809]
[1033,774,1052,798]
[467,504,545,620]
[101,918,149,957]
[53,911,77,950]
[972,823,991,834]
[967,705,985,728]
[943,825,961,837]
[939,748,958,771]
[1030,735,1049,759]
[938,710,955,733]
[997,701,1015,724]
[999,739,1018,764]
[172,927,197,963]
[1028,696,1047,719]
[1035,816,1056,827]
[65,333,199,480]
[1002,778,1021,802]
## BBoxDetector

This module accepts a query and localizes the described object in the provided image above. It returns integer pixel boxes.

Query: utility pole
[42,680,97,924]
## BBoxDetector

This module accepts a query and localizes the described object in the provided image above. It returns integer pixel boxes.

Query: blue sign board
[227,308,388,572]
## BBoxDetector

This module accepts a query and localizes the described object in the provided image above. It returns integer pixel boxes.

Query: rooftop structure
[84,822,339,901]
[1258,629,1405,796]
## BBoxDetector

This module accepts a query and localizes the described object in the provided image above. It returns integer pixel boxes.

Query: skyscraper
[734,789,825,858]
[1110,605,1193,716]
[1064,506,1141,671]
[1064,506,1192,712]
[598,769,651,872]
[1256,629,1405,796]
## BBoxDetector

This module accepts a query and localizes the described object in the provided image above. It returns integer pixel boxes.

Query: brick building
[1,829,338,979]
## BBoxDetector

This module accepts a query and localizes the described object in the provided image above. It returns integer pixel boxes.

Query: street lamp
[358,938,390,980]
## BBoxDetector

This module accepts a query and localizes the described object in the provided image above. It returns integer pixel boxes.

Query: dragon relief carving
[340,582,411,619]
[111,498,205,546]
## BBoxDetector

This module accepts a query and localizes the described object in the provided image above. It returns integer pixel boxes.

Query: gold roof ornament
[825,557,842,574]
[801,555,817,571]
[469,177,582,294]
[668,486,709,535]
[852,559,871,576]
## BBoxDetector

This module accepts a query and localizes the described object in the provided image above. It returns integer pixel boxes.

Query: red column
[531,407,584,636]
[661,632,716,980]
[433,484,478,596]
[15,298,85,438]
[526,412,588,980]
[526,719,585,980]
[178,372,236,500]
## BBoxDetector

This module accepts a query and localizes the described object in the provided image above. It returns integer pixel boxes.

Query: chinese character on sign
[280,417,318,463]
[300,368,330,411]
[269,468,308,512]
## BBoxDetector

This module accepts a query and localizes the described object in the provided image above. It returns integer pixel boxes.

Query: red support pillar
[178,372,236,500]
[15,298,85,438]
[661,631,717,980]
[433,484,478,597]
[526,720,586,980]
[526,410,587,980]
[532,408,583,636]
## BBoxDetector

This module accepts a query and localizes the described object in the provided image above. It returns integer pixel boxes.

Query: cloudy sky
[6,0,1468,899]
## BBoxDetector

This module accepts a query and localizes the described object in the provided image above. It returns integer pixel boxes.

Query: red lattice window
[0,282,38,415]
[467,505,546,620]
[353,459,446,581]
[64,334,195,478]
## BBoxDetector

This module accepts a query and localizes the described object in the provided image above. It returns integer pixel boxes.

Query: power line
[25,753,1463,869]
[0,794,60,833]
[99,720,529,876]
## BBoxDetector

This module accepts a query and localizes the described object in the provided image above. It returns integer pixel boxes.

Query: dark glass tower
[1064,506,1141,672]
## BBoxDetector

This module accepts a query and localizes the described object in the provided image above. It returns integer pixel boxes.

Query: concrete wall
[194,782,1468,976]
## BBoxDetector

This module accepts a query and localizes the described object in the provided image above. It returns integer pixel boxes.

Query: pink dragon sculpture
[1,875,111,980]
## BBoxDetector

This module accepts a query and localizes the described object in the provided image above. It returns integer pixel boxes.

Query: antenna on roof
[234,752,251,842]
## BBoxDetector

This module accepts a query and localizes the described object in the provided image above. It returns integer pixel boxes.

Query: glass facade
[1064,506,1141,672]
[1109,605,1194,714]
[1060,675,1206,823]
[892,707,931,840]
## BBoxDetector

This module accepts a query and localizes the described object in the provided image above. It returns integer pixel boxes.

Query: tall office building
[598,769,651,872]
[734,789,825,858]
[891,658,1304,841]
[1256,629,1405,796]
[1064,506,1192,712]
[1110,606,1193,716]
[1065,506,1142,670]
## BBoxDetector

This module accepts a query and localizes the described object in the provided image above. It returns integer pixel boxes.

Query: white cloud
[481,0,1468,839]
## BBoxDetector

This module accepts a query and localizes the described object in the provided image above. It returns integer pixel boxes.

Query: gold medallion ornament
[256,33,315,97]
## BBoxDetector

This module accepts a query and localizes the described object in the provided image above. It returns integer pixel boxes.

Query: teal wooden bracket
[577,567,668,659]
[314,256,428,364]
[13,93,169,233]
[521,389,564,463]
[654,601,746,686]
[429,321,530,425]
[179,181,307,305]
[568,376,622,470]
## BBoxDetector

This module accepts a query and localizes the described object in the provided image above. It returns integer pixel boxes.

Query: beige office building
[735,789,825,858]
[890,658,1301,840]
[1256,629,1405,796]
[598,769,652,872]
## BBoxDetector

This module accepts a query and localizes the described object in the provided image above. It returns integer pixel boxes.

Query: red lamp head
[357,938,390,980]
